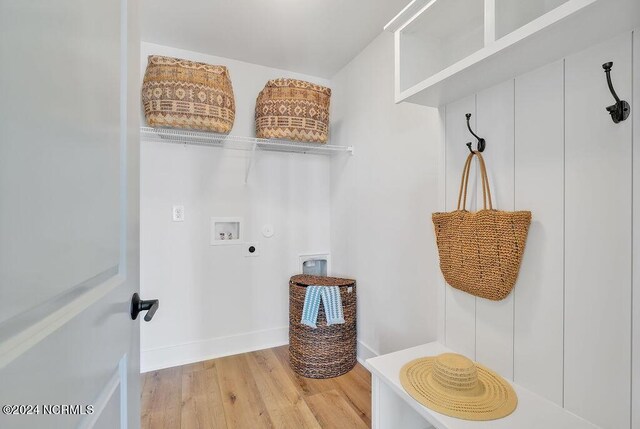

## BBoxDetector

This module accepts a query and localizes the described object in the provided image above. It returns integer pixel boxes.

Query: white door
[0,0,143,428]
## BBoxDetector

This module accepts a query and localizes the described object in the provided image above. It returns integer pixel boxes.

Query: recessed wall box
[300,253,331,276]
[210,217,243,245]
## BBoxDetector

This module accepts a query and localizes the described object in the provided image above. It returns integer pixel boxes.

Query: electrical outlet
[172,205,185,222]
[245,242,259,257]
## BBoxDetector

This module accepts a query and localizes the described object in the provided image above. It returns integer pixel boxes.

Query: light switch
[172,205,185,222]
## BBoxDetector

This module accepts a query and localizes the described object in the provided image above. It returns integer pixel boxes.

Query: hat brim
[400,357,517,421]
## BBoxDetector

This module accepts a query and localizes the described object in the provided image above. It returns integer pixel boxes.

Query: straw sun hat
[400,353,517,421]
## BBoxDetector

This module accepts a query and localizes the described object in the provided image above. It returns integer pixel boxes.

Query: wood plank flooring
[141,345,372,429]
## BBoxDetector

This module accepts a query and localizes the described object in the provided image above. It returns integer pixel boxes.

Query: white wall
[139,42,333,371]
[329,33,442,359]
[440,31,636,429]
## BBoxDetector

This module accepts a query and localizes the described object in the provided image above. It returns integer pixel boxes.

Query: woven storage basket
[432,152,531,301]
[255,79,331,143]
[142,55,235,133]
[289,275,356,379]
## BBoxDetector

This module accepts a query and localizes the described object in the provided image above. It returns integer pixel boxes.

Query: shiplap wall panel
[441,30,636,427]
[564,32,632,429]
[474,80,515,379]
[443,95,477,359]
[513,60,565,406]
[633,27,640,429]
[436,106,447,343]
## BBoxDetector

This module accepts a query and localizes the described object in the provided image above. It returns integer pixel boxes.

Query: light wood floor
[141,345,372,429]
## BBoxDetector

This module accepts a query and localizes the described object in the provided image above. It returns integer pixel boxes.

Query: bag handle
[456,153,474,210]
[456,152,493,211]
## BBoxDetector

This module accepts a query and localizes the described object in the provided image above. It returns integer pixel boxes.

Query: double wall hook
[465,113,485,153]
[602,62,630,124]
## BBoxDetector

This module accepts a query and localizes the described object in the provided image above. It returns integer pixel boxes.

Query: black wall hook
[465,113,485,153]
[602,62,630,123]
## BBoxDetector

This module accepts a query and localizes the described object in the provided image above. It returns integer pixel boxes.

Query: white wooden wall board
[436,106,447,344]
[474,80,516,379]
[632,27,639,429]
[564,32,633,429]
[394,31,402,102]
[484,0,496,45]
[440,29,636,428]
[513,59,565,406]
[443,95,477,359]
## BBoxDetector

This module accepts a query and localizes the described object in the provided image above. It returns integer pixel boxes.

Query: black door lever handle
[130,293,159,322]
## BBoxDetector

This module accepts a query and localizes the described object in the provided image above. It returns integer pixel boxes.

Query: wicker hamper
[141,55,235,133]
[255,79,331,143]
[289,275,356,379]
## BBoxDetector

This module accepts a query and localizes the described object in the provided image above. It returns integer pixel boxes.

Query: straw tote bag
[432,152,531,301]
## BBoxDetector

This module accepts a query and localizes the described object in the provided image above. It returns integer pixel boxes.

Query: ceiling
[141,0,410,78]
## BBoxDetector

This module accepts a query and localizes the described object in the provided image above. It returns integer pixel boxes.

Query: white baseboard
[141,326,289,373]
[357,340,379,366]
[141,328,379,373]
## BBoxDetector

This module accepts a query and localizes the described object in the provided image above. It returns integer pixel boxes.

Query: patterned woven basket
[432,152,531,301]
[255,79,331,143]
[142,55,235,133]
[289,275,356,379]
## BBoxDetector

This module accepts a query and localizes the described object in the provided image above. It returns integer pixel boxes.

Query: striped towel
[300,286,345,328]
[321,286,345,326]
[301,286,323,328]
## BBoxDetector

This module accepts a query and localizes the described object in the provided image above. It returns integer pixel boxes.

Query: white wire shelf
[140,127,354,156]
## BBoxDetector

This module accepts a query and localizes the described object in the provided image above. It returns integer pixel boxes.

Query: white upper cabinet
[386,0,640,107]
[494,0,569,39]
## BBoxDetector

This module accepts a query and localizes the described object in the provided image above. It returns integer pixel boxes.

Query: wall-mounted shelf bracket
[245,141,257,184]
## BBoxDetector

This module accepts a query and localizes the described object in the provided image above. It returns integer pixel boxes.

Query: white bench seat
[364,342,599,429]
